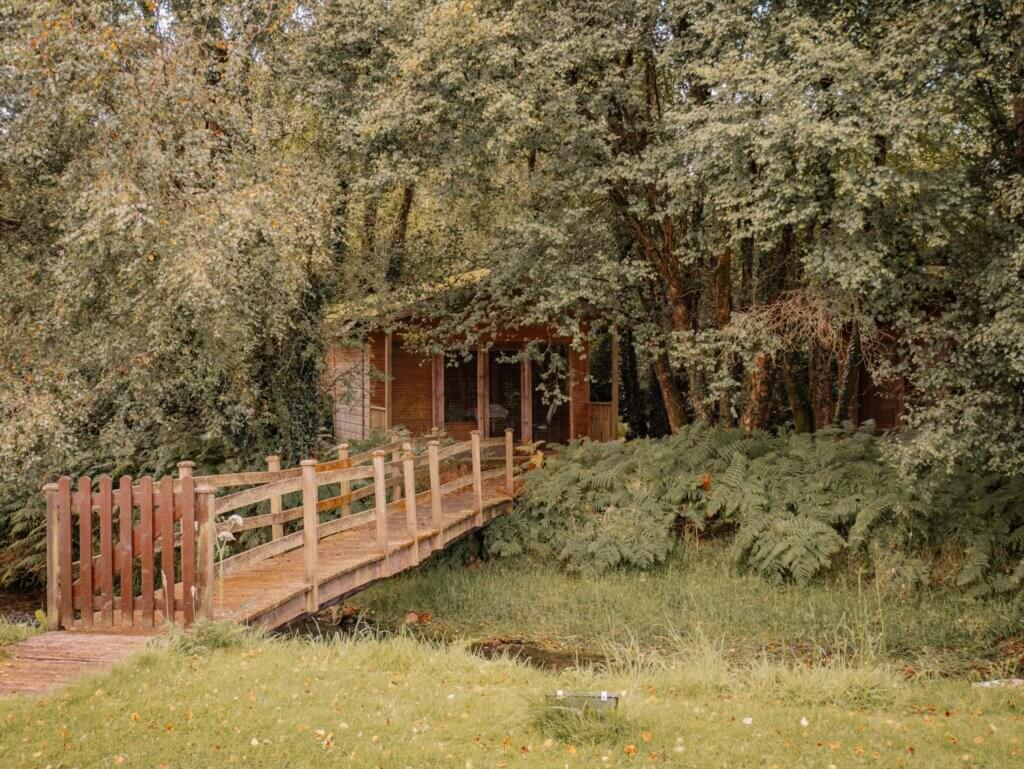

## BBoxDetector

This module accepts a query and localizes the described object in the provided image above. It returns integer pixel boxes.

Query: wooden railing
[44,429,523,631]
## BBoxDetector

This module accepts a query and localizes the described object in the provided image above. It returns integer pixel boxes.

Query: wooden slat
[213,476,303,516]
[118,476,133,628]
[471,432,484,526]
[477,343,488,435]
[178,476,196,626]
[373,451,388,553]
[267,455,284,541]
[77,477,93,629]
[403,451,419,564]
[521,344,533,442]
[300,460,319,613]
[435,441,471,462]
[196,486,215,620]
[44,484,59,630]
[158,476,176,623]
[97,476,114,628]
[60,478,77,629]
[138,476,155,629]
[428,441,443,541]
[313,462,376,487]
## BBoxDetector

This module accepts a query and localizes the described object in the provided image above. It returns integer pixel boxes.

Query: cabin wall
[325,344,370,441]
[391,335,434,435]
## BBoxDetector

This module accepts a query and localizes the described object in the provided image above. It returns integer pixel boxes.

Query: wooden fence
[44,430,522,632]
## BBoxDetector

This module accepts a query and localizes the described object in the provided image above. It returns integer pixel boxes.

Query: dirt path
[0,632,149,697]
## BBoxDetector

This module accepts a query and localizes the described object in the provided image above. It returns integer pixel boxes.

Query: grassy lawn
[1,629,1022,768]
[356,541,1023,679]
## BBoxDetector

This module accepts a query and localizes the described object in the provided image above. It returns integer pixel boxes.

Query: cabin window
[531,345,569,445]
[488,348,522,441]
[444,351,478,429]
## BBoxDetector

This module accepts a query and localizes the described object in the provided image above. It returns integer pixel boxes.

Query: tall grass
[358,540,1022,677]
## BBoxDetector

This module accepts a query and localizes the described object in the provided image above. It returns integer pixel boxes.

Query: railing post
[471,430,483,526]
[372,450,390,569]
[300,459,319,614]
[266,455,284,540]
[504,427,515,494]
[428,440,443,548]
[390,431,403,502]
[177,460,195,480]
[337,443,351,516]
[196,483,216,620]
[43,482,60,630]
[402,449,419,565]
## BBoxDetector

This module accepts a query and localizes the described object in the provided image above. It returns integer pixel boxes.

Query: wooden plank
[300,460,319,614]
[505,428,514,493]
[196,485,215,620]
[403,450,419,564]
[178,476,196,626]
[338,444,351,516]
[118,476,133,628]
[428,441,443,540]
[158,476,176,623]
[77,477,93,629]
[384,331,393,428]
[611,326,620,435]
[432,353,445,431]
[390,434,403,502]
[213,475,303,516]
[435,440,471,462]
[373,451,388,553]
[138,476,155,629]
[97,476,114,628]
[267,455,284,541]
[471,431,484,525]
[477,344,488,436]
[521,344,533,443]
[44,484,59,630]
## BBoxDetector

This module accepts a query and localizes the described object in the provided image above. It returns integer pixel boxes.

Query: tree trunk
[653,353,685,434]
[741,352,773,432]
[715,246,734,425]
[386,184,415,283]
[779,355,813,433]
[808,344,836,430]
[833,331,861,425]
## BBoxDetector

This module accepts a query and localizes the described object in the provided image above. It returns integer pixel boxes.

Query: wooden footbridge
[39,430,525,634]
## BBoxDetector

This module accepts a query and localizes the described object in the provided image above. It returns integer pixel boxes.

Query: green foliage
[488,427,1024,590]
[528,699,637,745]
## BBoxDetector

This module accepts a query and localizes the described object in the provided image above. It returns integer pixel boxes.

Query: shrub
[486,425,1024,591]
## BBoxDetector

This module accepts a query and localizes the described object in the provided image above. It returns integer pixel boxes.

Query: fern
[484,426,1024,591]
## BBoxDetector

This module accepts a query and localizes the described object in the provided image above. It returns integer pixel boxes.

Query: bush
[486,425,1024,592]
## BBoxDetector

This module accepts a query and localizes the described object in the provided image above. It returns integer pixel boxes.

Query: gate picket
[178,476,196,626]
[139,476,155,628]
[118,476,134,627]
[158,476,176,623]
[98,476,114,628]
[77,477,93,628]
[57,477,73,630]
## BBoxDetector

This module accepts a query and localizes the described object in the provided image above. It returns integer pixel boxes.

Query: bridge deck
[60,477,513,633]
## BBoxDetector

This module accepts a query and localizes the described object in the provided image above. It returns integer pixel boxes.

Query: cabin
[325,325,620,445]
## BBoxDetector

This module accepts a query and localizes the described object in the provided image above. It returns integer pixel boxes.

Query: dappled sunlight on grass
[1,634,1022,768]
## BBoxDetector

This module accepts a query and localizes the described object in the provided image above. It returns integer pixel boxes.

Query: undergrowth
[486,424,1024,593]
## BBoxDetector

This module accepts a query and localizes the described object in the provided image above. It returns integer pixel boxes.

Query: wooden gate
[44,471,210,630]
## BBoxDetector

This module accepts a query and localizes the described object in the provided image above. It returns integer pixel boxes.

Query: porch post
[520,344,533,443]
[384,331,393,429]
[476,343,488,437]
[432,353,445,432]
[611,326,620,439]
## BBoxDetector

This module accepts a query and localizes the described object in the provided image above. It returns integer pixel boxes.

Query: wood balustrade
[43,431,527,631]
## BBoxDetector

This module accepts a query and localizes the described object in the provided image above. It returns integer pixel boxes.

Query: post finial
[300,459,318,467]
